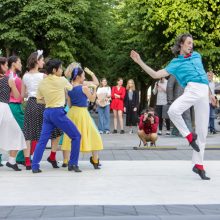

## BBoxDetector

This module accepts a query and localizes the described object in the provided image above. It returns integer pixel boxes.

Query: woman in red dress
[111,78,126,134]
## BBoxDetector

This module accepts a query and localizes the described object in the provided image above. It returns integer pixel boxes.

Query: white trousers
[168,82,209,165]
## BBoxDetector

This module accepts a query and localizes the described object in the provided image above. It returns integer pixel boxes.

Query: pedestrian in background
[167,75,193,135]
[111,78,126,134]
[207,71,217,134]
[124,79,139,134]
[153,78,171,135]
[96,78,111,134]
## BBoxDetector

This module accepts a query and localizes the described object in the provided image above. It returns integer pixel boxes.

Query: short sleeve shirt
[165,51,209,88]
[37,75,72,108]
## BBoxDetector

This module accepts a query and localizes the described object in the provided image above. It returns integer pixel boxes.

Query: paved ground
[1,113,220,219]
[1,205,220,220]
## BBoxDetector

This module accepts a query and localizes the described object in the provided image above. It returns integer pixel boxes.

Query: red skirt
[111,99,124,111]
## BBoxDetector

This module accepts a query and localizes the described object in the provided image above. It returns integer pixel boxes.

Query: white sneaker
[158,131,162,135]
[99,131,104,134]
[105,131,110,134]
[129,130,134,134]
[166,131,171,136]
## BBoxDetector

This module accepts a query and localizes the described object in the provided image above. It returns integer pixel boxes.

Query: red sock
[186,133,193,143]
[25,157,31,166]
[49,151,56,161]
[31,140,38,155]
[195,164,204,170]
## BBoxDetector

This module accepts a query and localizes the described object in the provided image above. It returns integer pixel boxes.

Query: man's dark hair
[140,107,155,115]
[171,33,193,56]
[45,59,62,74]
[8,56,19,68]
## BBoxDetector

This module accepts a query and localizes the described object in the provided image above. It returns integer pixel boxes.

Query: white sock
[8,157,16,165]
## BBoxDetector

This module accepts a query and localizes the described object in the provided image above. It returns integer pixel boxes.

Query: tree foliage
[0,0,220,107]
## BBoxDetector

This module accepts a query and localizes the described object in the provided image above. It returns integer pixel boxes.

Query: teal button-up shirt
[165,51,209,88]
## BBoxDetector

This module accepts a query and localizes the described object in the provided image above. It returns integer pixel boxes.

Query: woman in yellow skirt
[62,65,103,169]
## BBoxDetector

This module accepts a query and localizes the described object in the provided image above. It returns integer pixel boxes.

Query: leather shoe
[26,166,32,170]
[62,163,68,168]
[189,133,200,152]
[90,157,101,169]
[32,169,42,173]
[112,129,117,134]
[47,157,59,168]
[68,165,82,172]
[6,162,21,171]
[192,166,210,180]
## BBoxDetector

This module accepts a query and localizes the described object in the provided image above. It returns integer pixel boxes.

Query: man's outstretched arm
[130,50,169,79]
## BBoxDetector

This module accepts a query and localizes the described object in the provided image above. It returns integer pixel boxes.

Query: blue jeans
[97,105,110,132]
[32,107,81,171]
[209,104,216,132]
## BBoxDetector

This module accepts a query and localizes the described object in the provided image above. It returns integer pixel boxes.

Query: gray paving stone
[104,205,137,216]
[159,215,220,220]
[39,217,159,220]
[74,205,103,217]
[126,151,146,160]
[7,206,44,218]
[0,206,14,218]
[112,150,131,160]
[135,205,169,216]
[196,204,220,215]
[42,206,74,217]
[165,205,202,215]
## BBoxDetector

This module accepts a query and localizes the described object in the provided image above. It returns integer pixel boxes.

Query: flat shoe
[68,165,82,172]
[47,157,59,168]
[6,162,21,171]
[32,169,42,173]
[192,166,210,180]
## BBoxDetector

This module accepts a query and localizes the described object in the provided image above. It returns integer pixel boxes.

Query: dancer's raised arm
[130,50,169,79]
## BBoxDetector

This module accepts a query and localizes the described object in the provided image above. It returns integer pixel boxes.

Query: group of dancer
[0,51,103,173]
[0,33,211,180]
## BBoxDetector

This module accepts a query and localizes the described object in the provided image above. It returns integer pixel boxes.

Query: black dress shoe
[90,156,101,169]
[16,161,26,166]
[62,163,68,168]
[26,166,32,170]
[120,130,125,134]
[6,162,21,171]
[68,165,82,172]
[112,129,117,134]
[192,166,210,180]
[189,133,200,152]
[47,157,59,168]
[32,169,42,173]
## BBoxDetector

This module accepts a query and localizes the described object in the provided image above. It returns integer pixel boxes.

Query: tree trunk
[5,47,10,58]
[139,81,148,113]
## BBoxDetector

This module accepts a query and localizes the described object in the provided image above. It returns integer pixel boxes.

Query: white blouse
[97,86,111,105]
[23,72,44,98]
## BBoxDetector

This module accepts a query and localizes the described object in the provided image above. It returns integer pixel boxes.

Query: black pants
[156,105,170,131]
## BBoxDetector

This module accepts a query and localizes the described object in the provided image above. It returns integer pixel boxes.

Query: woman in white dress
[0,57,26,171]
